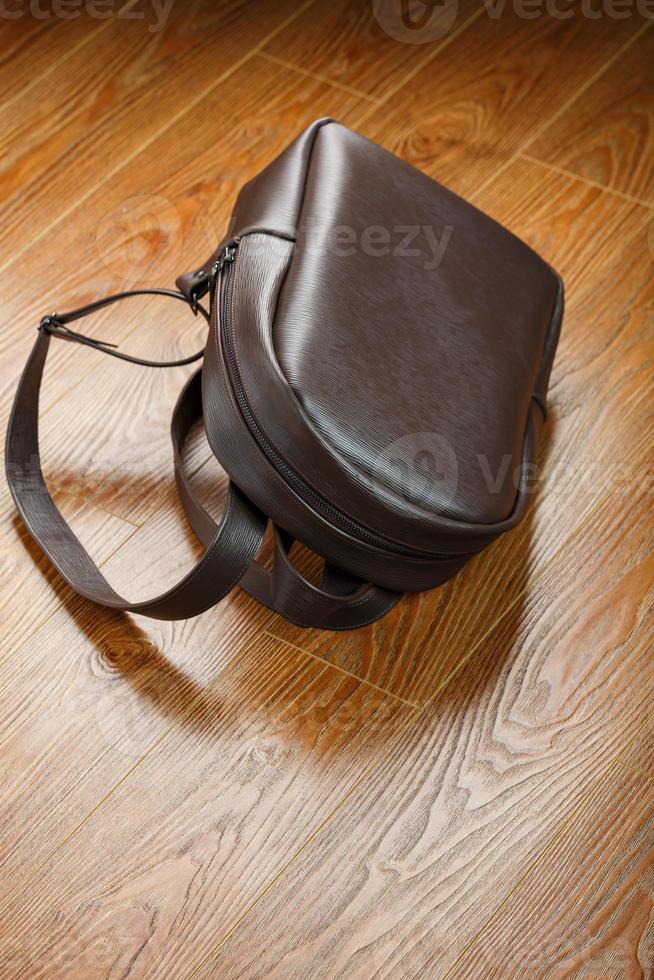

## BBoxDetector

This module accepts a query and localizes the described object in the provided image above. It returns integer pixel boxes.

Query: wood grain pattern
[454,736,654,977]
[263,0,481,98]
[0,13,63,104]
[0,0,303,262]
[0,489,135,661]
[0,57,365,435]
[266,161,652,704]
[528,27,654,204]
[1,7,653,977]
[0,446,277,915]
[358,6,646,199]
[0,633,413,977]
[199,487,654,978]
[0,472,279,909]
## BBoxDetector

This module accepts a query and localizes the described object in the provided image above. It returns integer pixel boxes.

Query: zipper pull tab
[209,245,236,290]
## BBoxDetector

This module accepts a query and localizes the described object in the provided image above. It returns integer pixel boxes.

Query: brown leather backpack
[6,118,563,630]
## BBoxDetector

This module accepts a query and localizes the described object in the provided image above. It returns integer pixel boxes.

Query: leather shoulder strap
[5,303,266,621]
[173,371,402,630]
[6,291,401,629]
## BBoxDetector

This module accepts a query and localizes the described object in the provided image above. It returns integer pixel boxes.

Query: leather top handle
[5,292,266,620]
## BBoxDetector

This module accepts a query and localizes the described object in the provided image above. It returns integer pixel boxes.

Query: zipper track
[216,246,424,557]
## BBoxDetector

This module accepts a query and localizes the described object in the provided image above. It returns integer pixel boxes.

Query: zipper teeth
[218,249,415,556]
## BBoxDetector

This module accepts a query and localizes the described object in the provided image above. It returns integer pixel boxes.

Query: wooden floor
[1,1,653,976]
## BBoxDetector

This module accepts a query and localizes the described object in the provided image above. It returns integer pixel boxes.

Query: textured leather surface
[275,123,558,524]
[229,232,560,558]
[214,119,562,563]
[224,121,559,529]
[202,256,474,590]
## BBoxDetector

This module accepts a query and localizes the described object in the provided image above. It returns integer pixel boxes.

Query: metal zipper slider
[209,245,236,291]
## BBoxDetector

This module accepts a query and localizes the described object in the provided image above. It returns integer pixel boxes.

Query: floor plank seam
[519,152,654,211]
[523,17,653,159]
[186,701,422,979]
[617,758,654,786]
[350,5,486,132]
[0,583,77,670]
[423,436,654,712]
[0,0,317,281]
[468,18,653,206]
[84,439,214,525]
[49,486,142,528]
[256,50,382,104]
[0,725,173,921]
[262,628,421,710]
[3,448,238,669]
[1,504,147,668]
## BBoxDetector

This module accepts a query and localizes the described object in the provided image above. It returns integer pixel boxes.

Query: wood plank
[95,447,229,604]
[1,11,653,974]
[528,27,654,204]
[453,732,654,977]
[0,0,303,263]
[37,336,213,526]
[358,6,646,200]
[0,10,67,104]
[0,490,135,661]
[0,7,154,109]
[2,59,368,525]
[0,631,413,977]
[262,0,481,98]
[265,161,651,704]
[0,45,365,369]
[195,485,654,978]
[1,419,224,653]
[0,457,279,909]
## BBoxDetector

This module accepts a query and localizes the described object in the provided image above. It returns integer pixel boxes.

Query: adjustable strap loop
[36,287,210,368]
[5,291,266,620]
